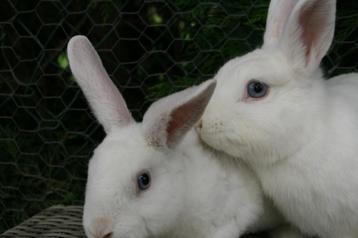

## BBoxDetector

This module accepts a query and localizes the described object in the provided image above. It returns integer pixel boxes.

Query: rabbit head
[68,35,216,238]
[198,0,336,166]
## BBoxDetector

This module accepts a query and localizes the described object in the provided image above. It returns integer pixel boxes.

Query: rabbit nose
[90,217,113,238]
[100,232,113,238]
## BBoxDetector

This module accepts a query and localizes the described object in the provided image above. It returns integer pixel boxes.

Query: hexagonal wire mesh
[0,0,357,233]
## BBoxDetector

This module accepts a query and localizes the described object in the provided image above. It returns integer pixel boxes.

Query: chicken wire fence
[0,0,357,233]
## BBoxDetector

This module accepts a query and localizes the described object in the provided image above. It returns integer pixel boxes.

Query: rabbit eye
[247,80,269,98]
[137,171,151,191]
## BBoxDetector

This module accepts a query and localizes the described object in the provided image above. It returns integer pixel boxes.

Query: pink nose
[100,232,112,238]
[90,217,113,238]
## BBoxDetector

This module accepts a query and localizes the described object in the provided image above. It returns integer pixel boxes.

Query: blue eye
[247,81,269,98]
[137,171,151,191]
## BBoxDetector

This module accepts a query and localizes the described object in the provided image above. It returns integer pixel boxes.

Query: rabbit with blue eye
[198,0,358,237]
[67,36,307,238]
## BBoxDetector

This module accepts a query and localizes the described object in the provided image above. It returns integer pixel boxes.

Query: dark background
[0,0,357,233]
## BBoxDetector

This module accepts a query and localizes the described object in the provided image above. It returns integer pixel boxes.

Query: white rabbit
[67,35,305,238]
[198,0,358,237]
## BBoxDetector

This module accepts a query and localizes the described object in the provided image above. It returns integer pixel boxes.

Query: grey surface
[1,206,85,238]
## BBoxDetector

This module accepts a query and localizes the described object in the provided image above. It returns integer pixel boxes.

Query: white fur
[67,35,133,133]
[199,0,358,238]
[67,36,305,238]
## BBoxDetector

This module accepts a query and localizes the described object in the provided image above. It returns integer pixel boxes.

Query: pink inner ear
[299,1,330,64]
[270,0,298,41]
[166,102,195,145]
[166,91,210,146]
[162,80,215,147]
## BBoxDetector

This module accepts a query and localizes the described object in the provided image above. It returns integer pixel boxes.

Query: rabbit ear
[263,0,299,47]
[67,35,133,133]
[143,80,216,149]
[279,0,336,72]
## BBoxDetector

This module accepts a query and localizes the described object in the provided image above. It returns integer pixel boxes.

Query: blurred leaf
[149,6,163,25]
[57,52,68,70]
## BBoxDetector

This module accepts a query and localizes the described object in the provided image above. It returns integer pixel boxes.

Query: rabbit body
[67,35,303,238]
[85,126,275,238]
[257,57,358,238]
[198,0,358,237]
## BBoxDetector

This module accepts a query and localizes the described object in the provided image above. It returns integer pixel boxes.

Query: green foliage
[57,52,69,70]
